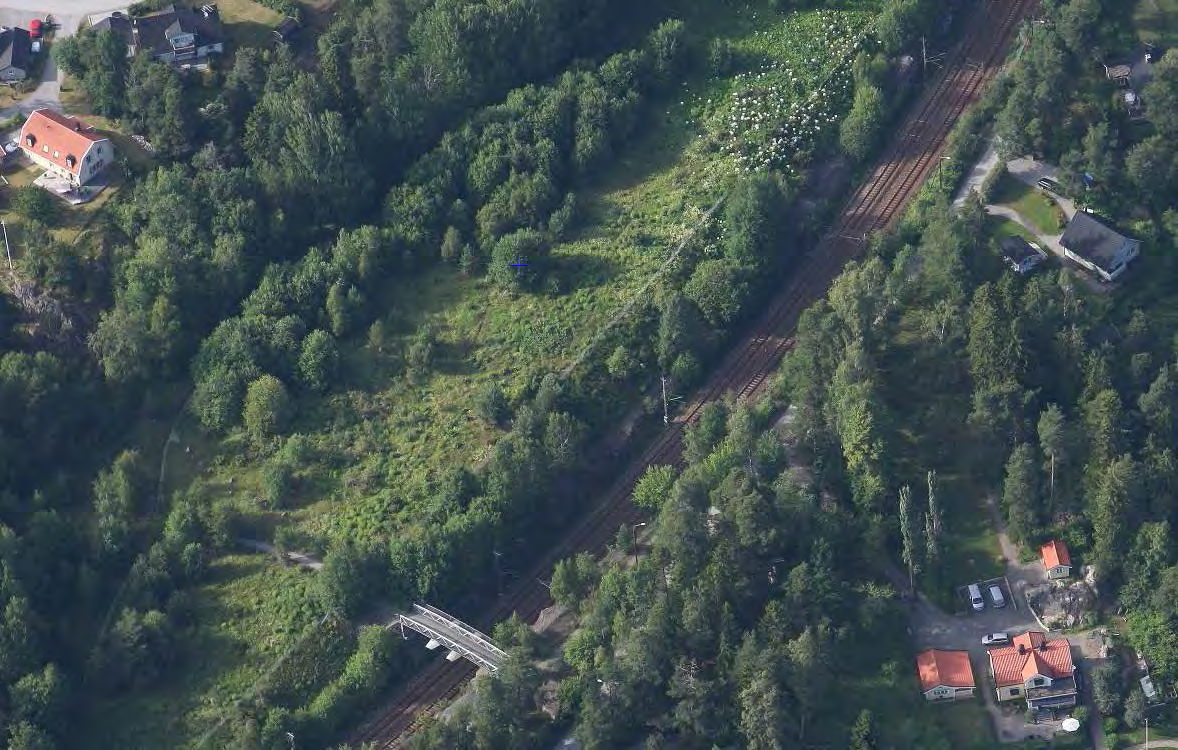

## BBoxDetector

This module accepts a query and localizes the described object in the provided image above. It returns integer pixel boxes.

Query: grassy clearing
[986,213,1040,244]
[314,0,881,540]
[216,0,284,48]
[0,158,124,246]
[1136,0,1178,48]
[991,173,1066,234]
[90,2,886,745]
[851,659,997,750]
[86,556,324,750]
[942,487,1006,587]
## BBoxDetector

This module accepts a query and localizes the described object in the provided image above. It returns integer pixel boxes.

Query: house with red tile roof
[1040,540,1072,579]
[19,109,115,188]
[916,649,976,701]
[988,631,1077,712]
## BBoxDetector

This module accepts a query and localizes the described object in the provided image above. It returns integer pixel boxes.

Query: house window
[1032,678,1046,687]
[41,145,48,153]
[52,150,59,158]
[1008,688,1021,696]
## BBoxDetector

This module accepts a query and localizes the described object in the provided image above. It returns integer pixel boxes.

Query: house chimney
[1018,644,1026,655]
[73,122,80,132]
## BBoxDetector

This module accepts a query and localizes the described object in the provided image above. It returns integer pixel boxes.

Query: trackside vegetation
[0,0,1009,748]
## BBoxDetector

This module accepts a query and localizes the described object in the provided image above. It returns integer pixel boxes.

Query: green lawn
[1136,0,1178,48]
[991,173,1066,235]
[216,0,284,48]
[986,214,1040,244]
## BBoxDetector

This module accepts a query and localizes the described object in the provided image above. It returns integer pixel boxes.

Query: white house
[1059,210,1140,282]
[19,109,115,187]
[1040,540,1072,580]
[92,5,224,67]
[917,649,976,702]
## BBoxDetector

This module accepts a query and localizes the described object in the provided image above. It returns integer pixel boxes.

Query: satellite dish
[1061,718,1081,732]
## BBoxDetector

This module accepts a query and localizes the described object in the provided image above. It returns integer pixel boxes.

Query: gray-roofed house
[91,13,136,58]
[93,5,224,68]
[1059,210,1141,283]
[0,27,32,82]
[999,236,1048,274]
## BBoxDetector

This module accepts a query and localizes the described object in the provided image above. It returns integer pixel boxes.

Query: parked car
[1037,177,1062,194]
[982,632,1010,646]
[29,18,41,39]
[989,584,1006,608]
[968,583,985,612]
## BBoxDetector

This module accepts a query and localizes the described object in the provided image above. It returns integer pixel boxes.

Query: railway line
[350,0,1036,745]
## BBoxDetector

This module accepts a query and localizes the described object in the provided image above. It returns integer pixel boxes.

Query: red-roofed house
[1040,540,1072,579]
[19,109,115,188]
[988,631,1078,711]
[916,649,976,701]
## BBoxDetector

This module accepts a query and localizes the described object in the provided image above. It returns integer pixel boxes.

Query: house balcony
[1026,676,1078,709]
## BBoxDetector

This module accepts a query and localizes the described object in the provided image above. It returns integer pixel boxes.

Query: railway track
[351,0,1035,745]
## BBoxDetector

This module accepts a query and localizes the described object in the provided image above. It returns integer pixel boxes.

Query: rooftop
[19,109,108,176]
[1040,540,1071,569]
[1000,236,1044,265]
[1059,211,1138,271]
[0,27,31,72]
[917,649,975,691]
[989,632,1075,688]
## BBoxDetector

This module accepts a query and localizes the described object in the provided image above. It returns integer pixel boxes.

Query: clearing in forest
[90,1,883,746]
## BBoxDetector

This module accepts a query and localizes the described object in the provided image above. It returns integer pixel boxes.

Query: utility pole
[661,374,669,424]
[492,549,504,597]
[661,374,684,425]
[922,37,945,78]
[2,220,11,270]
[631,522,646,565]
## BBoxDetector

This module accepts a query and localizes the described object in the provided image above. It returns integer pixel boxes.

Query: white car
[982,632,1010,646]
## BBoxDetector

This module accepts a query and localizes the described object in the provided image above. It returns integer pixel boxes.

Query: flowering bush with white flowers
[710,9,876,176]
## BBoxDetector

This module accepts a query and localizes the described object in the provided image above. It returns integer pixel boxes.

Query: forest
[1,0,1125,746]
[409,1,1178,747]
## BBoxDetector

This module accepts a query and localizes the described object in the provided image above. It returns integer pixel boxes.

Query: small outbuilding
[917,649,976,702]
[272,16,299,43]
[1040,540,1072,580]
[1000,236,1048,274]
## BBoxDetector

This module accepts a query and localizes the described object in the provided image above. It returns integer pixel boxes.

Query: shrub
[11,187,60,227]
[477,382,510,426]
[242,375,291,443]
[671,352,700,391]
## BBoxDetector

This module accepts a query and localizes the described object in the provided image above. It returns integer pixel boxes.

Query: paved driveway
[0,1,125,120]
[1005,157,1078,220]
